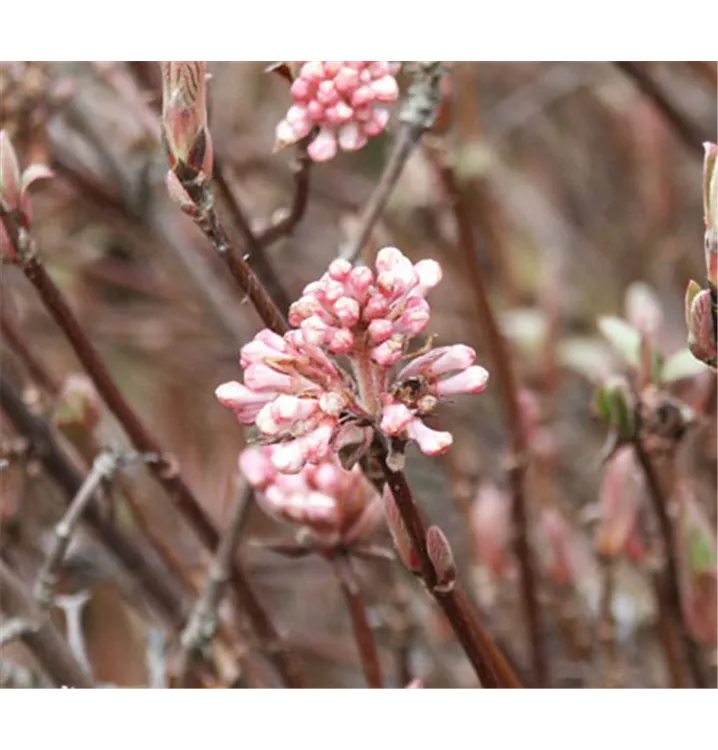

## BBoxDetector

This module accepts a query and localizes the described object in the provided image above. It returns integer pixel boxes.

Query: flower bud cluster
[217,247,490,473]
[240,447,381,544]
[275,62,400,162]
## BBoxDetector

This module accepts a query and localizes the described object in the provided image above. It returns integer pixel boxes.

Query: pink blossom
[240,447,382,544]
[217,247,489,473]
[275,62,401,162]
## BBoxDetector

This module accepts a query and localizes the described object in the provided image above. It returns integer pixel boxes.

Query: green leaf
[661,348,711,383]
[598,316,642,369]
[689,529,716,573]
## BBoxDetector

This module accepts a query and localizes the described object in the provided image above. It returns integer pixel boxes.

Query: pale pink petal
[406,419,453,456]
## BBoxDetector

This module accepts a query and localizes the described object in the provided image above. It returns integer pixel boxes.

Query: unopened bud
[426,525,456,592]
[703,142,717,287]
[593,376,636,441]
[165,170,201,218]
[0,130,21,209]
[685,286,717,369]
[160,62,213,181]
[53,374,103,450]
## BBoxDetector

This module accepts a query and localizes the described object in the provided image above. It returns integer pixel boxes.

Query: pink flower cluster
[275,62,400,162]
[217,247,489,473]
[240,447,381,544]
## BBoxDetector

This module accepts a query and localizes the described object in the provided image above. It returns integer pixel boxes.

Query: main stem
[429,145,548,686]
[377,448,522,688]
[632,437,707,688]
[19,256,303,687]
[331,555,383,688]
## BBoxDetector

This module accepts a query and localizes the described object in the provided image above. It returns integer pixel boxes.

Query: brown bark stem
[330,555,383,688]
[428,144,548,687]
[0,560,95,688]
[633,437,707,688]
[378,449,522,688]
[17,257,302,687]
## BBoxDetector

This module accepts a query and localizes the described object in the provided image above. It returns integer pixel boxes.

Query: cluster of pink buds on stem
[217,246,489,473]
[0,129,53,261]
[240,447,382,547]
[684,142,717,370]
[275,62,401,162]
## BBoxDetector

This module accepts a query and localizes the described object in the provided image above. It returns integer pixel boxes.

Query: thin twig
[6,249,301,686]
[0,617,34,648]
[0,560,94,688]
[177,481,254,687]
[377,446,522,689]
[33,450,121,610]
[632,435,707,688]
[652,573,688,688]
[213,162,293,315]
[257,139,312,249]
[330,555,383,688]
[613,62,708,155]
[0,309,60,394]
[55,590,93,676]
[427,142,548,687]
[597,556,619,688]
[0,373,187,627]
[343,62,445,264]
[177,176,289,335]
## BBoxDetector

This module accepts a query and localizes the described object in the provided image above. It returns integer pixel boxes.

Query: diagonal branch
[613,62,708,155]
[343,62,445,264]
[426,142,548,687]
[632,434,707,688]
[176,481,254,687]
[330,554,383,688]
[377,446,522,689]
[1,248,302,686]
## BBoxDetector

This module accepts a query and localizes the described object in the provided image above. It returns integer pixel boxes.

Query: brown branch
[0,373,187,626]
[330,554,383,688]
[33,449,121,610]
[427,142,548,687]
[177,176,289,335]
[613,62,708,156]
[177,481,254,687]
[213,162,293,315]
[632,436,707,688]
[0,560,95,688]
[0,309,60,394]
[343,62,445,264]
[5,252,302,686]
[652,573,688,688]
[377,448,522,689]
[256,139,312,249]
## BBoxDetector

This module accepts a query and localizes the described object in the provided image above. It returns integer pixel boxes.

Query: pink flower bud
[380,403,414,435]
[338,122,368,152]
[368,319,394,344]
[239,447,275,489]
[0,130,21,209]
[307,127,337,162]
[215,381,273,422]
[435,366,490,397]
[328,258,352,280]
[406,419,453,456]
[332,296,361,327]
[369,75,399,102]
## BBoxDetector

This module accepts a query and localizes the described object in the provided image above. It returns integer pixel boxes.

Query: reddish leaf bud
[685,287,717,369]
[426,525,456,592]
